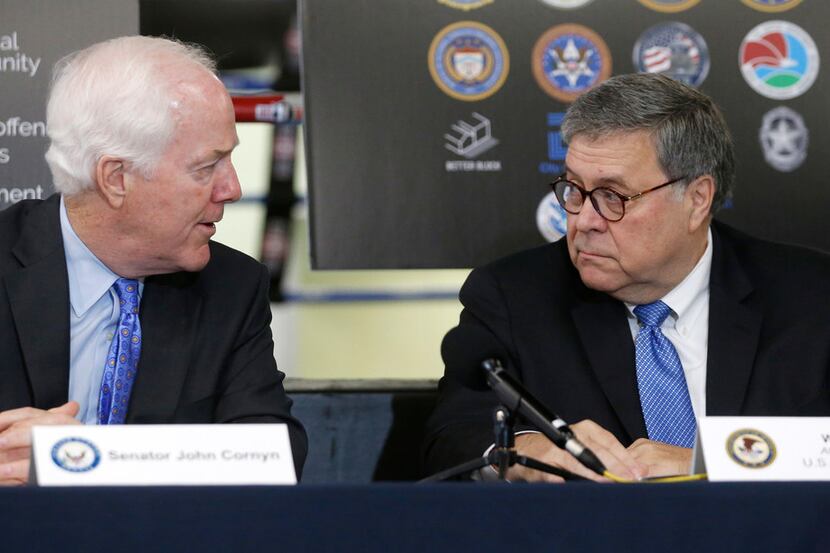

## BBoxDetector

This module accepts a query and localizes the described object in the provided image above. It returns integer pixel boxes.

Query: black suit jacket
[423,221,830,473]
[0,196,307,476]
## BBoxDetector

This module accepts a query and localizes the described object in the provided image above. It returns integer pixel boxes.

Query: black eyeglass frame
[550,174,686,222]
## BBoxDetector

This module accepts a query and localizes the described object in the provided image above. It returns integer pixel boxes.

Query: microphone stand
[419,406,587,482]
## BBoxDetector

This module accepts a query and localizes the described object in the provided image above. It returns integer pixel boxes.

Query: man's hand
[506,420,648,483]
[627,438,693,478]
[0,402,81,486]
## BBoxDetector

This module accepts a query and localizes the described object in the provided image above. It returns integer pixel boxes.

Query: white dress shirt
[625,228,713,420]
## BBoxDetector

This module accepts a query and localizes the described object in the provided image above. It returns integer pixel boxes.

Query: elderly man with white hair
[0,35,307,484]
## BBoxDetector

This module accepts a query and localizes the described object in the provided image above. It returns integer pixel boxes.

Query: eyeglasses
[550,174,686,222]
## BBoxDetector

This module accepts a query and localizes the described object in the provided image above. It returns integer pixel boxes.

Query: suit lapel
[127,271,202,422]
[5,196,71,408]
[570,286,646,442]
[705,223,761,415]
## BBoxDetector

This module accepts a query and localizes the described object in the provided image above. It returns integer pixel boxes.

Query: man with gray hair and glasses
[0,36,306,484]
[425,73,830,482]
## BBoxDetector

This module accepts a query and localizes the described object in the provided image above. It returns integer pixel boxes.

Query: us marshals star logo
[531,24,612,103]
[759,106,808,172]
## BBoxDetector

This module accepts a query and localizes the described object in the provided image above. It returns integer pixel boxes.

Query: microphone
[441,325,607,476]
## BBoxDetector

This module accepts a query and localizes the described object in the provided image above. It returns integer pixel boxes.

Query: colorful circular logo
[532,24,612,103]
[428,21,510,101]
[536,191,568,242]
[539,0,595,8]
[759,106,808,172]
[739,21,819,100]
[51,437,101,473]
[437,0,494,11]
[726,429,777,469]
[633,22,710,87]
[637,0,700,12]
[741,0,802,12]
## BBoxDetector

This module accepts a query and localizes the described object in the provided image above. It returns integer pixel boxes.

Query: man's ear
[95,155,129,209]
[686,175,715,232]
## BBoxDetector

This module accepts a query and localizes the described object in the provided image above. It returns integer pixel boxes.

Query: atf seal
[532,24,612,103]
[536,191,568,242]
[428,21,510,101]
[726,429,777,469]
[740,21,819,100]
[759,106,808,172]
[633,22,709,87]
[437,0,494,11]
[741,0,802,12]
[637,0,700,12]
[51,437,101,473]
[539,0,594,8]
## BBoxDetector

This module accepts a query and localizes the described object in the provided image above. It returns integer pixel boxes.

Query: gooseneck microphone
[441,324,607,476]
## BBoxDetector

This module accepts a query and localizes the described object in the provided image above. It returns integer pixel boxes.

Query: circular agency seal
[633,21,710,87]
[428,21,510,101]
[437,0,494,11]
[726,429,777,469]
[741,0,803,13]
[538,0,595,9]
[536,191,568,242]
[532,24,612,103]
[637,0,700,13]
[759,105,808,172]
[51,437,102,473]
[739,20,819,100]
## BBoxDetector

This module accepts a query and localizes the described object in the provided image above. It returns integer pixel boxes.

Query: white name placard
[698,416,830,481]
[31,424,296,486]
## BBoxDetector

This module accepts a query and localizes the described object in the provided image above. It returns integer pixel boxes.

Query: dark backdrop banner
[302,0,827,269]
[0,0,138,211]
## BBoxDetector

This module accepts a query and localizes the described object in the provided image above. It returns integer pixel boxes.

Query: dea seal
[531,24,612,103]
[726,429,777,469]
[759,106,808,172]
[741,0,802,13]
[633,22,710,87]
[437,0,494,11]
[428,21,509,102]
[739,21,819,100]
[536,191,568,242]
[51,437,102,473]
[637,0,700,13]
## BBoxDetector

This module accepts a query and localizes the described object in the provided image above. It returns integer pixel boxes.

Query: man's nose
[573,195,608,232]
[213,161,242,203]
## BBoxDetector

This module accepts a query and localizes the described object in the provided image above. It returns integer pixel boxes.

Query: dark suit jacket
[0,195,307,476]
[423,221,830,474]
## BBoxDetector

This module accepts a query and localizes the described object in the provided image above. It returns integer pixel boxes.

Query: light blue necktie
[634,301,696,448]
[97,278,142,425]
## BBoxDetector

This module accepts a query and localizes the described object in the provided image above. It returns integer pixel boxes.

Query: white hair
[45,36,217,196]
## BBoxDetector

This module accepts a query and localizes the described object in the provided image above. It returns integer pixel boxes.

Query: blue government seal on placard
[531,24,612,103]
[428,21,510,101]
[637,0,700,12]
[633,22,710,87]
[51,437,101,473]
[741,0,802,13]
[536,191,568,242]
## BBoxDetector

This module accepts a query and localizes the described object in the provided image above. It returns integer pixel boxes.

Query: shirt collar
[60,196,120,318]
[626,227,713,323]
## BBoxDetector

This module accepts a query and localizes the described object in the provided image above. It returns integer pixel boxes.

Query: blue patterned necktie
[634,301,696,448]
[98,278,142,425]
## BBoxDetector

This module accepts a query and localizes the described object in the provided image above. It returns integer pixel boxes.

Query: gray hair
[561,73,735,213]
[45,36,217,196]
